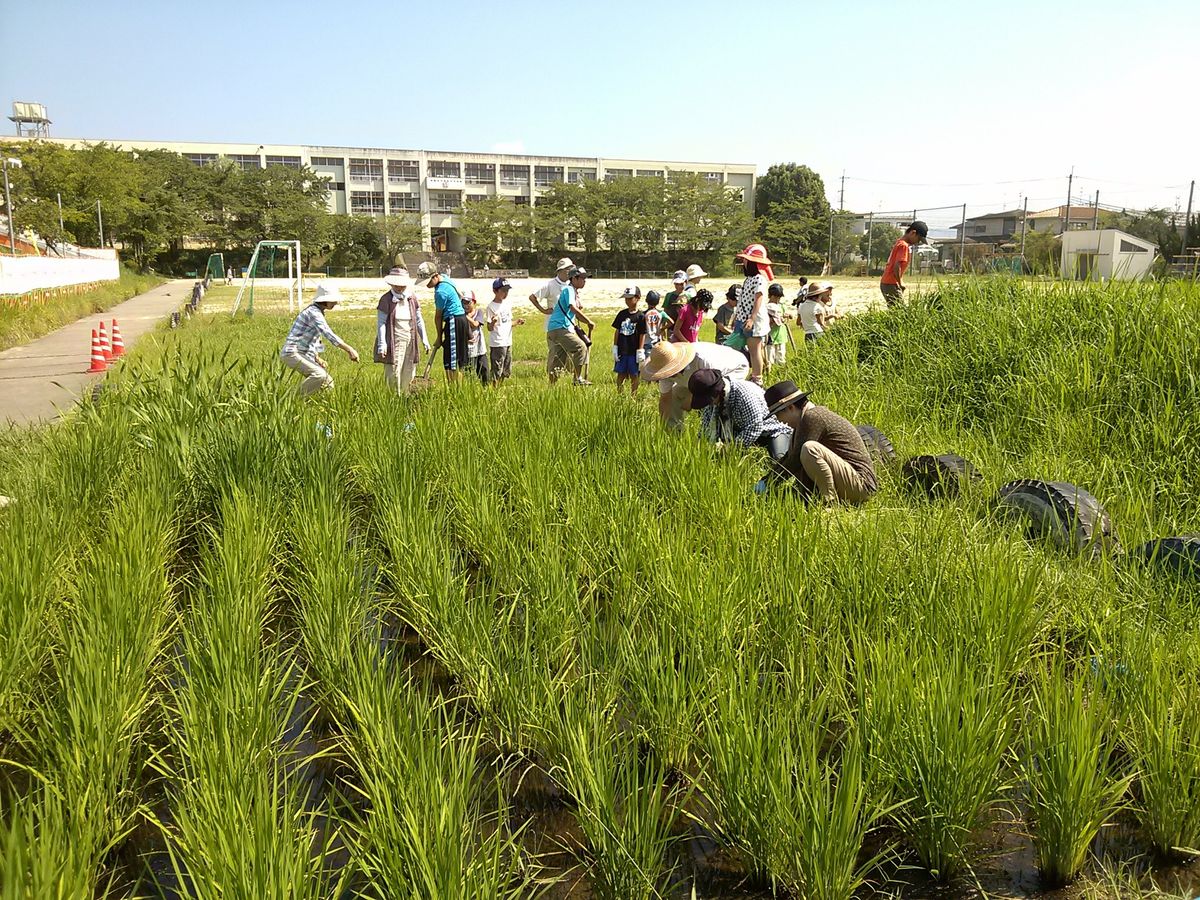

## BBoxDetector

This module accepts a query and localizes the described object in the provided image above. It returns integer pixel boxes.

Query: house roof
[963,208,1025,223]
[1029,205,1100,220]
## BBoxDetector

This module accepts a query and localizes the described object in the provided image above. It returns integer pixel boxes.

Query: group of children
[458,277,527,385]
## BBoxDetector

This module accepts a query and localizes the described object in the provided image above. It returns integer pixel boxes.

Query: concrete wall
[0,250,120,295]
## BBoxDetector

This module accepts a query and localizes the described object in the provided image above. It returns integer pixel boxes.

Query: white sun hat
[313,283,343,304]
[685,263,708,280]
[556,257,575,272]
[384,266,412,288]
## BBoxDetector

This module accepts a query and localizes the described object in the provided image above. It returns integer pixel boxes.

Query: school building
[8,136,757,254]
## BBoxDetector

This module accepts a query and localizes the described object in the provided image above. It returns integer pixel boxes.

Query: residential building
[1027,205,1102,235]
[2,136,756,254]
[949,208,1025,245]
[850,214,911,236]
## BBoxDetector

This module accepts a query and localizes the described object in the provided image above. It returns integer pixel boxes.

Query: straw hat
[807,281,834,299]
[685,263,708,280]
[384,266,412,288]
[640,341,698,380]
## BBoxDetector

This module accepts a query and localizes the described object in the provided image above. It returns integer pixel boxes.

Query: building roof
[1029,205,1101,220]
[963,208,1025,223]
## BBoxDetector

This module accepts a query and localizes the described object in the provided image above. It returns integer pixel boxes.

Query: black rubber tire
[902,454,980,499]
[1133,536,1200,580]
[856,425,897,467]
[994,479,1119,558]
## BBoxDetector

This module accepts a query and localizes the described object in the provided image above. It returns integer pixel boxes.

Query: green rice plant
[160,488,335,899]
[1119,642,1200,859]
[337,654,528,898]
[701,649,894,897]
[545,677,685,900]
[6,471,179,894]
[859,641,1015,881]
[1021,666,1131,886]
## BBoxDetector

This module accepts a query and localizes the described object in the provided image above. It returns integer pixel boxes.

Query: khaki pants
[798,440,872,504]
[281,350,332,397]
[547,328,586,378]
[383,321,415,395]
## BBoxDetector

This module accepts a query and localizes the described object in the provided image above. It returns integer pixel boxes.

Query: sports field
[1,277,1198,898]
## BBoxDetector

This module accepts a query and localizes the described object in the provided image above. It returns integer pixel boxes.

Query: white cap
[556,257,574,272]
[672,270,687,284]
[622,285,641,298]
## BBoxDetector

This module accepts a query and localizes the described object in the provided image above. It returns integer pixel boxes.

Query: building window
[465,194,488,203]
[228,154,261,171]
[389,193,420,212]
[265,155,302,170]
[350,191,384,213]
[184,153,218,166]
[310,156,343,167]
[973,224,987,234]
[534,165,564,186]
[388,159,419,183]
[1119,239,1148,253]
[430,191,461,212]
[568,168,597,183]
[464,162,495,184]
[637,169,664,179]
[500,164,529,186]
[349,158,383,181]
[701,171,724,184]
[514,195,530,206]
[429,160,461,178]
[567,231,579,246]
[318,174,346,191]
[604,168,633,182]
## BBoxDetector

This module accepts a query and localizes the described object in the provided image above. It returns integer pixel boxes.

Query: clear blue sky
[2,0,1197,224]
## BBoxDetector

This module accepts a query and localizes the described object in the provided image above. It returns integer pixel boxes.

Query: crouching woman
[763,380,877,504]
[686,368,792,461]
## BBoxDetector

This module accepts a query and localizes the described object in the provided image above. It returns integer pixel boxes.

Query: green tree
[1022,229,1060,274]
[753,163,833,273]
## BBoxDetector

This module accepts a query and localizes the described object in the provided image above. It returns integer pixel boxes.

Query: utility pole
[838,171,845,211]
[1063,167,1074,235]
[2,158,17,257]
[959,203,967,272]
[865,212,874,274]
[1019,196,1029,264]
[96,200,104,247]
[1182,180,1195,256]
[1092,191,1100,230]
[826,211,835,274]
[57,192,64,235]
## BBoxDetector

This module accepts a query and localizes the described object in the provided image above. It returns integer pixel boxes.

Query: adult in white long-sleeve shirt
[374,267,429,395]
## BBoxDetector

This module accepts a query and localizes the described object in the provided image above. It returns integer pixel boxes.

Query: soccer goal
[203,252,225,283]
[231,240,303,316]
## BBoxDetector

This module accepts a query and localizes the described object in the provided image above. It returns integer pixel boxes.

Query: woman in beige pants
[375,267,430,395]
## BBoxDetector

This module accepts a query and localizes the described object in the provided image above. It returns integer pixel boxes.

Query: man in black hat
[763,381,877,504]
[879,221,928,308]
[687,368,791,460]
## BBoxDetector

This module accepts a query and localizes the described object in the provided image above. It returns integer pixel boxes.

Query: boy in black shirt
[611,286,647,396]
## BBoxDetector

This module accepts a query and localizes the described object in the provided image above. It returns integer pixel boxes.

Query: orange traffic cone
[110,319,125,357]
[88,329,107,373]
[98,321,112,361]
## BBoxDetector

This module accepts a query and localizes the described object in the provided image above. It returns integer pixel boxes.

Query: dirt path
[0,280,187,426]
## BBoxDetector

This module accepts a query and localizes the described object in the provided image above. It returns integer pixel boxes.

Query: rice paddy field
[2,277,1199,899]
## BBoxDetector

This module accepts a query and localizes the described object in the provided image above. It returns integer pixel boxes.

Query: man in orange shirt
[880,221,927,308]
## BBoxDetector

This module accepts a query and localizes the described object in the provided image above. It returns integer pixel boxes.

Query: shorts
[442,314,471,370]
[470,353,489,384]
[547,327,586,375]
[880,283,905,308]
[805,331,823,342]
[765,342,786,365]
[614,354,639,376]
[489,345,512,380]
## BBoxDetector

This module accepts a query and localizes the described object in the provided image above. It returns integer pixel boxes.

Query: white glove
[611,345,619,362]
[423,342,431,352]
[636,349,647,365]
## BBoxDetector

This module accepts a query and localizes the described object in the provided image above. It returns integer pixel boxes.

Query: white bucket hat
[384,267,412,288]
[313,283,343,305]
[556,257,575,273]
[685,263,708,280]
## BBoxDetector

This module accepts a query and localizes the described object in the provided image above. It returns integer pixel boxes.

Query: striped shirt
[701,379,792,448]
[280,305,341,360]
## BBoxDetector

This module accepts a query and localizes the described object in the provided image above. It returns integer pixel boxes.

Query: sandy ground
[207,275,897,319]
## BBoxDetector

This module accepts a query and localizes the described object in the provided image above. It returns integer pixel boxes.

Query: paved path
[0,280,186,427]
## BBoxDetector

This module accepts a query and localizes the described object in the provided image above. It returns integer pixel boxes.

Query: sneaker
[574,377,592,386]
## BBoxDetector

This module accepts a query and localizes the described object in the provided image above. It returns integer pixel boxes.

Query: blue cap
[492,277,512,291]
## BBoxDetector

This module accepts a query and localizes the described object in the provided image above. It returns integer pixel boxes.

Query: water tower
[9,102,51,137]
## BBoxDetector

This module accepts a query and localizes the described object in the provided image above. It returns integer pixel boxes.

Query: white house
[1059,229,1157,281]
